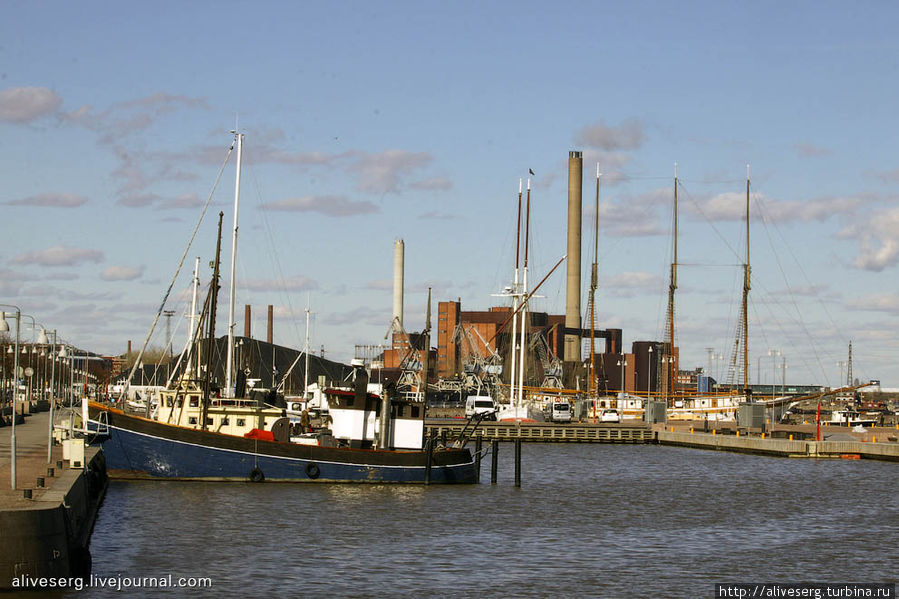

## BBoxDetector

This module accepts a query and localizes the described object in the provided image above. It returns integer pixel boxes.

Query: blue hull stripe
[93,421,477,484]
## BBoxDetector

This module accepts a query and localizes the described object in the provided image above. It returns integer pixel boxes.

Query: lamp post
[1,306,22,490]
[768,349,781,397]
[647,346,654,399]
[617,357,627,400]
[836,361,846,390]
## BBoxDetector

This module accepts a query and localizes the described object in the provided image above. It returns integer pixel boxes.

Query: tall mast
[588,163,600,395]
[742,165,751,396]
[517,178,531,408]
[846,340,853,386]
[188,256,201,377]
[225,131,243,397]
[304,299,311,398]
[509,179,522,404]
[203,212,225,431]
[666,164,678,404]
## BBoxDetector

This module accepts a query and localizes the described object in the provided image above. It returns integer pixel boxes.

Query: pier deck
[425,419,655,443]
[0,408,107,588]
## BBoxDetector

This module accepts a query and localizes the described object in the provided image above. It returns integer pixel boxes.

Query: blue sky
[2,1,898,387]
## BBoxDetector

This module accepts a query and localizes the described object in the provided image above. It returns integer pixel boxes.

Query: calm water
[58,445,898,597]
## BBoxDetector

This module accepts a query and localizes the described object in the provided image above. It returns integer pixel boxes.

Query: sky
[2,1,898,388]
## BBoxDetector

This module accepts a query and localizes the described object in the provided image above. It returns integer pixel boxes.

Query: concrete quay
[0,408,107,589]
[656,422,899,461]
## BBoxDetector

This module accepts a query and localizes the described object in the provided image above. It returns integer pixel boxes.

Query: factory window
[237,418,246,427]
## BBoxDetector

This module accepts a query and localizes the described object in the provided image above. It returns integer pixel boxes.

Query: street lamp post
[647,346,654,399]
[1,307,22,490]
[617,357,627,400]
[768,349,781,398]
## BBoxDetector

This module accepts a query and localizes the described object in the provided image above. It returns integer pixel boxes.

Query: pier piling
[514,439,521,488]
[475,437,482,483]
[491,441,499,484]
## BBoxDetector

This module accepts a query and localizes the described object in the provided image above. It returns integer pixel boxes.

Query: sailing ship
[87,132,476,483]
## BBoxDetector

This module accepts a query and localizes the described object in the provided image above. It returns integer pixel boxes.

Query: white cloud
[410,177,452,191]
[241,276,318,292]
[350,149,433,194]
[575,119,646,151]
[10,245,104,267]
[848,293,899,314]
[5,193,87,208]
[687,191,867,223]
[601,271,664,298]
[837,207,899,272]
[0,87,62,122]
[100,266,145,281]
[259,195,379,216]
[793,143,832,158]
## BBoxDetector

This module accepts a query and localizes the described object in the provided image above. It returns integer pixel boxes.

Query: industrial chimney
[244,304,251,338]
[564,151,583,365]
[267,305,273,344]
[393,238,404,330]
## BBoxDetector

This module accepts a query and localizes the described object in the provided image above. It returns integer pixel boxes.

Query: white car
[600,409,620,423]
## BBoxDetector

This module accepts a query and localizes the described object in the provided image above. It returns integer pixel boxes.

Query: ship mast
[202,212,225,431]
[517,177,532,408]
[588,164,600,395]
[742,166,751,397]
[225,131,243,397]
[665,164,678,405]
[508,179,522,405]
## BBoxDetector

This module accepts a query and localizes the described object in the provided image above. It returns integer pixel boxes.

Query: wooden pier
[425,420,655,443]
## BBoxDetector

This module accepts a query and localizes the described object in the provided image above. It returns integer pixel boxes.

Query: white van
[550,401,572,423]
[465,396,497,420]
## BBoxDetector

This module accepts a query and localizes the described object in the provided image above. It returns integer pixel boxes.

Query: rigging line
[123,141,235,397]
[676,180,744,263]
[754,195,831,384]
[247,161,304,346]
[757,193,854,379]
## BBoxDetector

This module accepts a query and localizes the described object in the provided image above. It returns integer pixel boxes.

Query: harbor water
[63,444,897,597]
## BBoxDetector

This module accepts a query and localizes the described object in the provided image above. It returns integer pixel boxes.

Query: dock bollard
[490,440,499,484]
[712,429,716,436]
[690,427,694,434]
[514,439,521,488]
[789,434,793,441]
[475,437,482,483]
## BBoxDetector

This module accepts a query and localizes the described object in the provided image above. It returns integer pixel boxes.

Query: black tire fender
[305,462,320,479]
[249,467,265,482]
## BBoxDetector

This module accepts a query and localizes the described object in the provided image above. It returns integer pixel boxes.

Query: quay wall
[658,430,899,461]
[0,448,107,589]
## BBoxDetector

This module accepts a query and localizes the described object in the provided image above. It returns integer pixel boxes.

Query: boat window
[188,416,197,425]
[397,405,405,418]
[166,398,173,408]
[206,418,213,426]
[237,418,246,427]
[411,406,420,418]
[346,397,354,407]
[189,396,199,407]
[221,417,229,426]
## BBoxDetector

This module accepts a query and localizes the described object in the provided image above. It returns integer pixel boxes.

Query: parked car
[600,408,620,423]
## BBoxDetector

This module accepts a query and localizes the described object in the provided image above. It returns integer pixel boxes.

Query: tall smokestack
[267,305,273,344]
[564,151,583,364]
[244,304,251,338]
[393,238,404,330]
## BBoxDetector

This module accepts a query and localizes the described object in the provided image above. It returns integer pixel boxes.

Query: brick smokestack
[244,304,251,338]
[267,305,273,344]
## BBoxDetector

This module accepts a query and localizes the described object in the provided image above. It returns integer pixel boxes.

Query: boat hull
[88,404,476,484]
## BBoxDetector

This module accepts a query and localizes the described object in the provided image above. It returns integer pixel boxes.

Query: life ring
[249,467,265,482]
[305,462,320,479]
